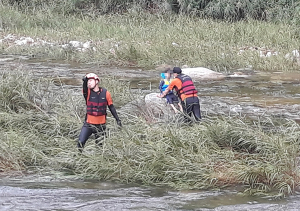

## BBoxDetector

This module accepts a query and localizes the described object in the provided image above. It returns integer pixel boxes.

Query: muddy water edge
[0,55,300,211]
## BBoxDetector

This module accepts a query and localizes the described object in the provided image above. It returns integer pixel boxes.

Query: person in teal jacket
[159,70,183,113]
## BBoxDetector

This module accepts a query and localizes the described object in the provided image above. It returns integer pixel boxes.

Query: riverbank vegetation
[1,0,300,71]
[1,71,299,197]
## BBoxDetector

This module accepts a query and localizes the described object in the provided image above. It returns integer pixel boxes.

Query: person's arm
[106,91,122,127]
[160,79,178,98]
[159,80,164,93]
[82,76,88,103]
[108,104,121,126]
[160,87,170,98]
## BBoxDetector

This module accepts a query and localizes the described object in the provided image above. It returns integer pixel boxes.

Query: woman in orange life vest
[159,67,201,122]
[78,73,122,152]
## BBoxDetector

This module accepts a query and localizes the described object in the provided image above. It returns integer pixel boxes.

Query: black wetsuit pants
[78,122,106,150]
[182,96,201,122]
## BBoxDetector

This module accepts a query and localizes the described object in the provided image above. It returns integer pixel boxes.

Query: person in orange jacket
[159,67,201,122]
[78,73,121,152]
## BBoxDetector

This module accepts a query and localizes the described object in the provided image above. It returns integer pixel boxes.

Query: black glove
[117,120,122,127]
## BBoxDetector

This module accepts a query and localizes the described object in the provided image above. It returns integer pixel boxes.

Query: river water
[0,54,300,210]
[1,174,300,211]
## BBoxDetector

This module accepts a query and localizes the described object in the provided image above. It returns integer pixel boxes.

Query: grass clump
[1,70,300,197]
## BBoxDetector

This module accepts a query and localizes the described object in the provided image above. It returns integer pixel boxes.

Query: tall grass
[1,2,300,71]
[1,70,300,197]
[8,0,300,22]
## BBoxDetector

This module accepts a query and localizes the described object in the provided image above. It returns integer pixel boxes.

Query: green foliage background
[7,0,300,23]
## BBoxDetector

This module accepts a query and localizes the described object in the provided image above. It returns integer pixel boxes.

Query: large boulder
[120,93,186,123]
[144,93,165,106]
[181,67,225,80]
[144,93,172,116]
[120,93,175,122]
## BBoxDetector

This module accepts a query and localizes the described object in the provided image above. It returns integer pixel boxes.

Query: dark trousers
[78,122,106,151]
[182,96,201,122]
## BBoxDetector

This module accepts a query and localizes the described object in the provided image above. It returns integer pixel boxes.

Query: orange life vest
[175,74,198,98]
[86,88,108,116]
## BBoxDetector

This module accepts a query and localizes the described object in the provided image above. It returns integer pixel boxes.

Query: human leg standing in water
[78,123,106,151]
[182,96,201,122]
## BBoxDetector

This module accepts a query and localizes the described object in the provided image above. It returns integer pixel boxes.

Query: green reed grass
[1,2,300,71]
[1,70,299,197]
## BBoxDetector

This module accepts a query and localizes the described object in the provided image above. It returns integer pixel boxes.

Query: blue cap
[160,73,166,79]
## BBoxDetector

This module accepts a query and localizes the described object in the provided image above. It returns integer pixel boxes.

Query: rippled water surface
[0,55,299,121]
[1,175,300,211]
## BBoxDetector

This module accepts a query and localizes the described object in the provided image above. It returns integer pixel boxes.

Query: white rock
[69,41,82,48]
[230,105,242,112]
[42,41,54,46]
[292,49,299,57]
[78,48,87,52]
[0,58,14,62]
[181,67,225,80]
[15,40,28,45]
[14,37,34,45]
[259,50,265,57]
[25,37,34,43]
[4,34,15,40]
[82,41,91,49]
[228,72,250,78]
[266,51,272,57]
[285,50,300,61]
[144,93,175,117]
[145,93,165,105]
[285,53,291,60]
[109,48,116,55]
[253,108,260,112]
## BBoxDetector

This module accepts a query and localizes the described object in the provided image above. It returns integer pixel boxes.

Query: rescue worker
[78,73,122,152]
[159,69,183,113]
[159,67,201,122]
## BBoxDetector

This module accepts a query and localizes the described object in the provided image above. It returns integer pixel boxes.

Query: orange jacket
[168,76,197,101]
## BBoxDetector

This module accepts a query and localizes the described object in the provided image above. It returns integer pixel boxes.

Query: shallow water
[197,74,300,122]
[1,174,300,211]
[1,55,299,120]
[1,54,300,210]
